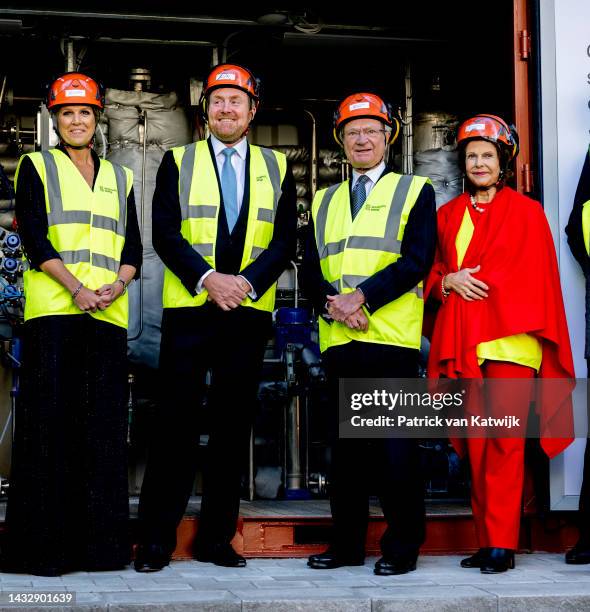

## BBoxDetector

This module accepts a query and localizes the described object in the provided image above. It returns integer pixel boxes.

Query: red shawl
[425,187,575,458]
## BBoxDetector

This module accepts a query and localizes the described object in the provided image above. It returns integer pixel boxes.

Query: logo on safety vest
[256,176,267,182]
[99,185,116,194]
[365,204,386,212]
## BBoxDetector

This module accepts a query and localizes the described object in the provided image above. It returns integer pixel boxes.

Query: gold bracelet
[441,275,450,298]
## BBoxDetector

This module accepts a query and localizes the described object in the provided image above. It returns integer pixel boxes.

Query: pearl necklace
[470,194,486,213]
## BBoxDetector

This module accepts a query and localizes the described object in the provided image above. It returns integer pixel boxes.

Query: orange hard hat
[457,114,519,161]
[202,63,260,103]
[333,92,400,145]
[47,72,104,110]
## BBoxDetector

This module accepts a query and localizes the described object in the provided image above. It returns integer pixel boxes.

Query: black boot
[460,548,490,568]
[565,537,590,565]
[480,548,515,574]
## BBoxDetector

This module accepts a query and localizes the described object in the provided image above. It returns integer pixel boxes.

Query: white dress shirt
[350,160,386,198]
[210,133,248,210]
[323,160,386,316]
[197,135,255,297]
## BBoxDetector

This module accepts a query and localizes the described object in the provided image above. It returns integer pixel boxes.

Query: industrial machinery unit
[0,2,582,556]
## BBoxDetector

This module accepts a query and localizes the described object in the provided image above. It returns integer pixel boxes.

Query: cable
[96,122,107,159]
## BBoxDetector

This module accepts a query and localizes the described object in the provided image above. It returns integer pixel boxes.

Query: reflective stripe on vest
[312,172,430,352]
[17,149,132,328]
[162,140,286,311]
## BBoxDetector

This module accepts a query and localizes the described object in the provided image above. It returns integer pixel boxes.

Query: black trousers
[324,340,426,558]
[577,361,590,541]
[4,315,130,575]
[138,304,271,554]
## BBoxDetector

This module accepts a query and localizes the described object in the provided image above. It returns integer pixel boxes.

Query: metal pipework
[127,109,146,342]
[284,344,304,492]
[401,62,413,175]
[64,39,75,72]
[286,394,304,490]
[303,110,318,199]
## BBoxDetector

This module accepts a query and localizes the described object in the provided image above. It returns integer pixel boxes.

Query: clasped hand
[444,265,489,301]
[74,282,124,313]
[203,271,250,311]
[327,290,368,332]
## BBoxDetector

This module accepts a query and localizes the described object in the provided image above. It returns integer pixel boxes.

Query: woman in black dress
[2,72,142,576]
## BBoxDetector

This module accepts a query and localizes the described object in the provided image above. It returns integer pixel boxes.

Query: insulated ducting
[105,88,191,369]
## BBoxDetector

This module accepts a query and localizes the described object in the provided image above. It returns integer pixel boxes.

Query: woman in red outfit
[425,115,574,573]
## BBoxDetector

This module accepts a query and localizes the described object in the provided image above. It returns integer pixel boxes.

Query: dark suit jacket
[301,166,437,317]
[152,138,297,301]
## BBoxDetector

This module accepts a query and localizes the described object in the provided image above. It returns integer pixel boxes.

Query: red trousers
[466,360,535,550]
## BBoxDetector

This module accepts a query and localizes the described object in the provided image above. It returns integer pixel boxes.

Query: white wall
[541,0,590,508]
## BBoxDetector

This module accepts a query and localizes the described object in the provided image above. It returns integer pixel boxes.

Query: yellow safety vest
[583,204,590,257]
[162,140,287,312]
[15,149,133,329]
[312,172,430,353]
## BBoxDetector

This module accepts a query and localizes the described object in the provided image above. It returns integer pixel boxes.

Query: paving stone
[266,574,331,581]
[238,589,370,612]
[30,578,66,587]
[185,578,256,590]
[104,588,240,611]
[310,578,378,588]
[479,581,590,611]
[214,575,275,582]
[90,578,129,591]
[367,577,439,587]
[75,592,105,603]
[231,586,367,600]
[260,567,339,576]
[361,585,497,611]
[251,580,315,588]
[242,601,370,612]
[150,577,199,585]
[0,579,33,587]
[127,580,193,591]
[0,605,104,612]
[2,554,589,610]
[66,582,131,592]
[0,573,34,580]
[177,567,266,577]
[425,571,542,585]
[272,559,316,567]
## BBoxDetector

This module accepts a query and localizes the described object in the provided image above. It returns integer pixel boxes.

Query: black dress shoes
[134,543,171,573]
[479,548,515,574]
[460,548,491,568]
[195,543,247,568]
[307,549,365,569]
[565,539,590,564]
[374,553,418,576]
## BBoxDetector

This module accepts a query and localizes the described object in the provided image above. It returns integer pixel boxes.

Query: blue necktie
[351,175,369,220]
[221,148,238,232]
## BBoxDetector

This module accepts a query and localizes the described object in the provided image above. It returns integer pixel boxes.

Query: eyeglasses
[343,128,387,140]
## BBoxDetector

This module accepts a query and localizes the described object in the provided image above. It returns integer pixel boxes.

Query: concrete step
[1,555,589,611]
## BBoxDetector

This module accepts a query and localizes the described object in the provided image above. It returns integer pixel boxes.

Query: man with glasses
[302,92,437,575]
